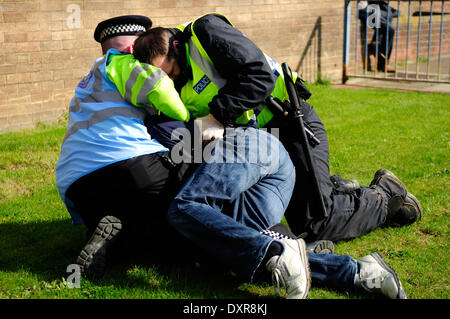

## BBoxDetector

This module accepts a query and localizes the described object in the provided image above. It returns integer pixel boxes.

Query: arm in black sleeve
[192,14,275,126]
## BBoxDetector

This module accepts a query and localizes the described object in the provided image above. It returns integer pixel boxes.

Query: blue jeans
[168,127,358,291]
[168,127,295,280]
[308,253,359,292]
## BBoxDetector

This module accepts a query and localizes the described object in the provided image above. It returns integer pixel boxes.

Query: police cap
[94,15,152,43]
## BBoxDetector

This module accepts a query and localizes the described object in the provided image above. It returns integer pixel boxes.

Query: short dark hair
[133,27,173,64]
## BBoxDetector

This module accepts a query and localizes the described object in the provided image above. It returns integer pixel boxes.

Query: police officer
[132,13,422,243]
[56,15,195,280]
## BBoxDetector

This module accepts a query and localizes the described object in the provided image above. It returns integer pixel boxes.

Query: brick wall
[0,0,345,133]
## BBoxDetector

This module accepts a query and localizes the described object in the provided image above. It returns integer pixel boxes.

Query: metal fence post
[343,0,351,83]
[394,0,401,78]
[342,0,449,84]
[416,0,423,79]
[426,1,433,79]
[438,0,445,80]
[406,0,412,78]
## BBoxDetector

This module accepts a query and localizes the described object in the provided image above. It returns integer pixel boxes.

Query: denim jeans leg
[168,128,295,280]
[308,252,359,292]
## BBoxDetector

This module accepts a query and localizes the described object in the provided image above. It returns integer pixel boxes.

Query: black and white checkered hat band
[100,23,146,42]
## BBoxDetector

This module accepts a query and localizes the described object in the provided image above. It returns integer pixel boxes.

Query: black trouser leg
[265,102,389,242]
[376,21,395,70]
[368,19,395,71]
[66,152,197,257]
[67,153,175,230]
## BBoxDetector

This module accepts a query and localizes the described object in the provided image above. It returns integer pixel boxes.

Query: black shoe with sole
[370,169,408,198]
[370,170,422,227]
[370,169,408,216]
[306,240,335,254]
[76,215,122,280]
[385,192,423,227]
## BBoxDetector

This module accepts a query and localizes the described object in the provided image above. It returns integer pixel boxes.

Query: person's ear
[172,40,180,51]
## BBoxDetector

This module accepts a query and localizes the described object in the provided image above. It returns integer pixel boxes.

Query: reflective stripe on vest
[77,57,127,105]
[180,14,255,124]
[62,106,146,144]
[105,50,189,122]
[124,64,165,114]
[124,63,148,102]
[63,55,150,144]
[179,13,296,127]
[188,38,227,89]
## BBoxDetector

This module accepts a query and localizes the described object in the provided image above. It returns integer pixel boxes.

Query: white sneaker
[265,238,311,299]
[356,252,407,299]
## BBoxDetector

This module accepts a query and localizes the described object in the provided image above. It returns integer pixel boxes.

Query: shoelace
[271,267,289,298]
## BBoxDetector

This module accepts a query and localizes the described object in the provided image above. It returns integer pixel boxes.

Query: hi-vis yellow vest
[176,13,298,128]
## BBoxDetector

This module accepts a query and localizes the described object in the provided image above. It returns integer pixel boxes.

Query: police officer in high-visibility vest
[55,15,198,280]
[132,13,422,243]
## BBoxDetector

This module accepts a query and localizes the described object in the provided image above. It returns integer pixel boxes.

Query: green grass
[0,86,449,299]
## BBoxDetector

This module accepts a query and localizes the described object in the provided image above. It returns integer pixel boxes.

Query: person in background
[358,0,398,72]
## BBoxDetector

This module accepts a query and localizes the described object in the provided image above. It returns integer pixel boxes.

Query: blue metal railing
[343,0,450,84]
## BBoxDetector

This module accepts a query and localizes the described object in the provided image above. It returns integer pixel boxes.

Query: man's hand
[194,113,224,141]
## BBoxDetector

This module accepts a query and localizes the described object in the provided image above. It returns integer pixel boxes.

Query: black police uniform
[173,14,393,242]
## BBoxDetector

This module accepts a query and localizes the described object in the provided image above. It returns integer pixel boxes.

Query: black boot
[386,192,423,227]
[370,170,422,227]
[76,215,122,280]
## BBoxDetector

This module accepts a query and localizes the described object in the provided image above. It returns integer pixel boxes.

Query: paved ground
[336,56,450,94]
[333,77,450,94]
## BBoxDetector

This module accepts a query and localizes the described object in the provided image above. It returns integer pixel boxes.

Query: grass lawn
[0,85,448,299]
